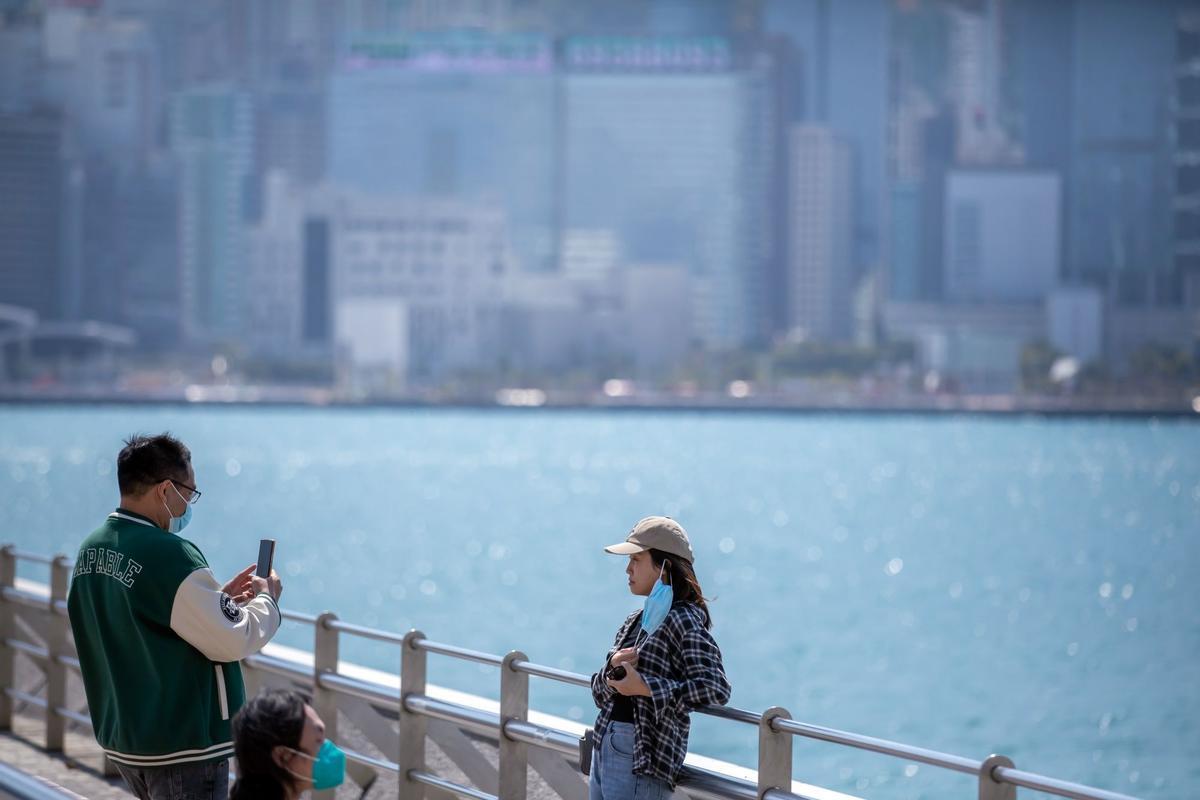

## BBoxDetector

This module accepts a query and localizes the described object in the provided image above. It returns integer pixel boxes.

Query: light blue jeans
[588,722,672,800]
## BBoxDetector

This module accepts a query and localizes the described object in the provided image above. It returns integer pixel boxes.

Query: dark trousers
[115,759,229,800]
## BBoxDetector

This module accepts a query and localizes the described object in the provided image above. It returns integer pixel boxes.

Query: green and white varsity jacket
[66,508,281,768]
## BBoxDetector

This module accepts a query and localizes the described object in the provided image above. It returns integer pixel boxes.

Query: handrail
[343,745,400,774]
[323,617,408,645]
[992,766,1142,800]
[509,659,592,688]
[413,638,506,666]
[4,688,47,709]
[6,551,53,565]
[771,717,981,774]
[0,548,1147,800]
[0,762,85,800]
[410,770,498,800]
[280,608,319,625]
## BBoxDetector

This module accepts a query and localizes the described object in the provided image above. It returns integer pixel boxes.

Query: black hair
[647,548,713,629]
[230,689,307,800]
[116,433,191,496]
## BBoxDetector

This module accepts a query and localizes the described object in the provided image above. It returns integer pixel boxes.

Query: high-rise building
[1007,0,1073,172]
[1067,0,1178,303]
[0,113,82,322]
[943,170,1061,305]
[255,83,326,187]
[0,23,41,114]
[787,125,853,340]
[1174,9,1200,279]
[114,156,181,350]
[766,0,889,273]
[170,86,254,342]
[329,32,559,274]
[246,173,513,378]
[244,173,306,352]
[562,35,776,348]
[888,181,922,303]
[945,2,1021,166]
[44,10,161,159]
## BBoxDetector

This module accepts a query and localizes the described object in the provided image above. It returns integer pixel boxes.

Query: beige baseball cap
[604,516,694,564]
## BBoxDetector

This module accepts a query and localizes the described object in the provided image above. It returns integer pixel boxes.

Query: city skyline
[0,0,1196,404]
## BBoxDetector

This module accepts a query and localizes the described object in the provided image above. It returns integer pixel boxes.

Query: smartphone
[255,538,276,578]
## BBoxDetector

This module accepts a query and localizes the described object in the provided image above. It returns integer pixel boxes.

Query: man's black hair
[116,433,192,497]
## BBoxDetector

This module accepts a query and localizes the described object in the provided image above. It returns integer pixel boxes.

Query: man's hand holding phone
[249,569,282,602]
[249,538,282,601]
[222,564,257,604]
[221,564,282,604]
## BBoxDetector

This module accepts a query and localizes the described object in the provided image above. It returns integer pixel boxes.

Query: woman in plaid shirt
[589,517,732,800]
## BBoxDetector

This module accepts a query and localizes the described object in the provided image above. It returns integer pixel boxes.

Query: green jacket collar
[109,508,163,530]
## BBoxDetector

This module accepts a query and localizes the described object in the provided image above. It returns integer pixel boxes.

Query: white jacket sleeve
[169,568,281,663]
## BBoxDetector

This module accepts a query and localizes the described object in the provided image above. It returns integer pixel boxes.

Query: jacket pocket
[214,664,230,720]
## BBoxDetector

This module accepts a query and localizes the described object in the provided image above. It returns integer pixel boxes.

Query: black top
[610,692,635,722]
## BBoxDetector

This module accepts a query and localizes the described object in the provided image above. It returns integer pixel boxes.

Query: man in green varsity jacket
[67,433,283,800]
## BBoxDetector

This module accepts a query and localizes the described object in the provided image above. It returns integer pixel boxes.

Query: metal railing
[0,762,85,800]
[0,545,1143,800]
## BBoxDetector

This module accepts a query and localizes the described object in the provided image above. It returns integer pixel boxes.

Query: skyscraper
[113,156,181,350]
[1067,0,1178,304]
[766,0,889,273]
[562,35,776,348]
[1174,9,1200,282]
[170,86,254,342]
[943,170,1061,305]
[0,23,41,114]
[255,82,326,187]
[40,10,161,159]
[787,125,853,340]
[0,113,81,322]
[329,32,559,274]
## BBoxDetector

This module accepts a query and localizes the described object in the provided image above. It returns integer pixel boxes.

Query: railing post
[313,612,339,800]
[979,754,1016,800]
[757,707,793,800]
[399,629,428,800]
[0,546,14,731]
[45,554,70,751]
[499,650,529,800]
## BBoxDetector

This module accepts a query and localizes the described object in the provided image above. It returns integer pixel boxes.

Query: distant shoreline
[1,388,1196,419]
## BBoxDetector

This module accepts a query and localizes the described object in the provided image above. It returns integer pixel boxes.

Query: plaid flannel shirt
[590,602,732,786]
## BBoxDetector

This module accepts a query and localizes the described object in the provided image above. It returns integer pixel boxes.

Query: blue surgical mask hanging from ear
[637,561,673,643]
[163,483,193,534]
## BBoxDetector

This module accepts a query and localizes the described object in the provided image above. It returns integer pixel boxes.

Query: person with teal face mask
[67,433,284,800]
[231,689,347,799]
[589,517,732,800]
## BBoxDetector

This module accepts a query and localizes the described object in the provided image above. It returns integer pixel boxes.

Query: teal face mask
[638,562,673,642]
[286,740,346,790]
[163,484,193,534]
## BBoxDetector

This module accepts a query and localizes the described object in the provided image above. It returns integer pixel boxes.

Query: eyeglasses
[164,479,202,505]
